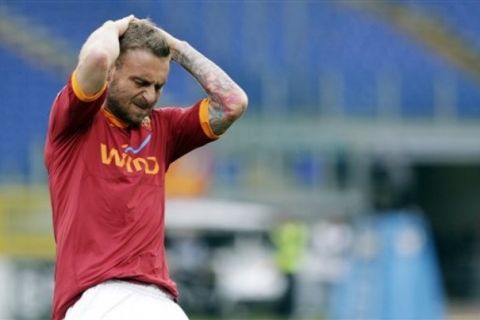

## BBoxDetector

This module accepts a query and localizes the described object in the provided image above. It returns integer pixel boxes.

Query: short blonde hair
[117,19,170,65]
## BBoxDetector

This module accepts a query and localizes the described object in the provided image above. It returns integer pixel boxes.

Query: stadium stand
[1,0,480,181]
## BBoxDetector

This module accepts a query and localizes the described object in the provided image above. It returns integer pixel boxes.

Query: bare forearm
[171,40,248,134]
[76,16,133,95]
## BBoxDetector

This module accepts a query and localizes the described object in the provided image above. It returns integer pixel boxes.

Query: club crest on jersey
[100,143,159,175]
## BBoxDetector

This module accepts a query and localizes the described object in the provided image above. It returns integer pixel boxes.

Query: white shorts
[64,280,189,320]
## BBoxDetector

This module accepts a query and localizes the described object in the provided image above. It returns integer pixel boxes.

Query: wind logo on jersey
[100,143,159,175]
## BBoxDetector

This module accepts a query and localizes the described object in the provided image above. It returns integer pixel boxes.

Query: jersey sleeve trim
[71,70,108,102]
[199,98,220,140]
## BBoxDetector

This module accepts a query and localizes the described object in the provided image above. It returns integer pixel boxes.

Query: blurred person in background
[272,218,309,318]
[44,16,247,320]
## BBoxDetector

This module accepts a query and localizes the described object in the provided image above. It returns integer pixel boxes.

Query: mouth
[132,103,154,118]
[134,102,150,111]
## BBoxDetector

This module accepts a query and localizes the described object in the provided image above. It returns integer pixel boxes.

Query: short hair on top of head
[118,18,170,63]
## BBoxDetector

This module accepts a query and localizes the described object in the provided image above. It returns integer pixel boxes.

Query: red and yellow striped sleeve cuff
[71,70,107,102]
[199,98,220,140]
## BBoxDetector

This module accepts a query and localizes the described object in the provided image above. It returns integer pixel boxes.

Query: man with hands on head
[44,15,247,320]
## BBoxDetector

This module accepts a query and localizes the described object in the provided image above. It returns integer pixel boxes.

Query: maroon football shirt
[45,73,217,320]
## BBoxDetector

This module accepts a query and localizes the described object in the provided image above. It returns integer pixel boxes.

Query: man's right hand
[111,15,135,37]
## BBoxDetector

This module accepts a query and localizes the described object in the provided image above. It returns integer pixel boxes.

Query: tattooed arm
[160,30,248,135]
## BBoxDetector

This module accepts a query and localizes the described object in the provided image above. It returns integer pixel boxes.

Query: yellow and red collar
[101,107,152,130]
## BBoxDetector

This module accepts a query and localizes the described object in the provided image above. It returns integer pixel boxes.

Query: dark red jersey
[44,73,217,320]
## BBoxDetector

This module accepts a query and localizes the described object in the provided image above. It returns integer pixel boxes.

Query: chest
[81,116,167,184]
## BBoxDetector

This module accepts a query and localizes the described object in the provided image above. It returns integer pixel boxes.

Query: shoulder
[153,100,205,118]
[151,106,193,122]
[151,107,176,121]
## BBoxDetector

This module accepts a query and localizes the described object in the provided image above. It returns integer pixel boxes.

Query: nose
[142,86,158,105]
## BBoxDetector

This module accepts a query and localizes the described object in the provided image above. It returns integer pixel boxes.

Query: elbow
[80,46,112,73]
[89,47,112,71]
[238,89,249,115]
[228,87,248,120]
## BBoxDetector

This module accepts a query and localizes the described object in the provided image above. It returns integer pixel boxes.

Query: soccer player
[44,16,247,320]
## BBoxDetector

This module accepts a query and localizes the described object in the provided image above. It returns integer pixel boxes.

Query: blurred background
[0,0,480,319]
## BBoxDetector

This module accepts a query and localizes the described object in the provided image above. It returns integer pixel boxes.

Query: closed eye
[134,79,150,87]
[132,77,164,92]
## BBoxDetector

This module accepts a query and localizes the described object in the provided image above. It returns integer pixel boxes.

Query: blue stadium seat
[1,0,480,179]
